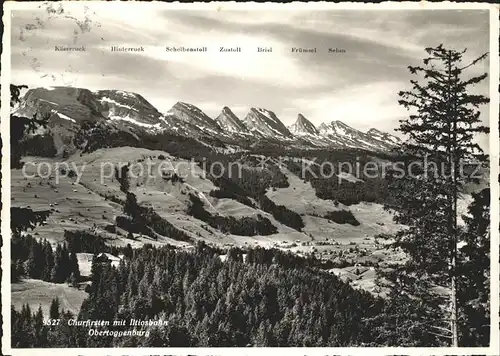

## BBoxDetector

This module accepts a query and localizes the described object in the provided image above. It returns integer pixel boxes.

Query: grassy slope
[12,148,310,248]
[11,147,477,295]
[11,279,88,317]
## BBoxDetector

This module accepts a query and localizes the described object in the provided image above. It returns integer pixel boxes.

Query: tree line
[187,193,278,236]
[323,210,360,226]
[113,165,193,242]
[11,234,80,285]
[201,157,305,231]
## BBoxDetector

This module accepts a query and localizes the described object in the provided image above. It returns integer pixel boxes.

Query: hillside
[12,143,404,296]
[11,279,88,317]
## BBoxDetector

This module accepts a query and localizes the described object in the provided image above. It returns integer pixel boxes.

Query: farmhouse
[96,253,122,268]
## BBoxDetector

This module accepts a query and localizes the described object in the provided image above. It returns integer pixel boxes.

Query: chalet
[96,253,122,268]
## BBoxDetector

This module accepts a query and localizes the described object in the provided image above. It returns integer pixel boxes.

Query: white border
[1,0,13,353]
[1,1,499,355]
[488,5,500,354]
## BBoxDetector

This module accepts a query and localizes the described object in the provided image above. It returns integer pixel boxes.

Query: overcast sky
[10,5,490,140]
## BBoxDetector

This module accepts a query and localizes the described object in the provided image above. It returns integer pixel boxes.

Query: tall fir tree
[42,240,55,281]
[49,298,60,320]
[69,252,81,282]
[378,44,489,346]
[10,84,52,283]
[115,163,130,193]
[457,188,490,346]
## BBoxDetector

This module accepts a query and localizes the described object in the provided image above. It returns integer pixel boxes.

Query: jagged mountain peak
[243,107,292,138]
[168,102,222,132]
[334,120,353,128]
[318,120,357,136]
[95,89,138,98]
[367,127,401,145]
[367,128,384,135]
[315,119,400,151]
[173,101,202,111]
[93,89,164,128]
[317,122,329,131]
[17,86,165,129]
[289,113,319,135]
[215,106,249,134]
[94,89,157,110]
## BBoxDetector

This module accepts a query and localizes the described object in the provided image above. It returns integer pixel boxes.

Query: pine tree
[10,84,49,169]
[42,240,55,281]
[69,272,78,288]
[124,192,141,220]
[49,298,60,320]
[26,245,38,279]
[61,244,71,282]
[115,163,130,193]
[457,188,490,346]
[144,327,165,346]
[69,251,81,282]
[10,85,51,283]
[33,305,47,346]
[52,245,63,283]
[379,44,489,346]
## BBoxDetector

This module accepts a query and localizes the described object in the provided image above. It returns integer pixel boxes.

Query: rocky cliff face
[288,113,319,135]
[243,107,292,138]
[367,128,401,145]
[16,87,167,130]
[318,120,398,151]
[94,90,165,129]
[215,106,250,134]
[16,87,102,123]
[167,102,222,133]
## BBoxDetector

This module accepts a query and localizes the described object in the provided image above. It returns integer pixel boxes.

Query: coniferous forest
[12,242,391,347]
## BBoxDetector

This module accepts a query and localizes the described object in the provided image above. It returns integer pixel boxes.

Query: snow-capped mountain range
[14,86,401,152]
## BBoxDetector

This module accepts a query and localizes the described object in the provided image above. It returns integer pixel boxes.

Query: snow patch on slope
[50,109,76,123]
[99,97,135,109]
[109,115,162,129]
[56,112,76,123]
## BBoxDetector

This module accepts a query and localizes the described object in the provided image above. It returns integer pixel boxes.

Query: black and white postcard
[1,2,499,355]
